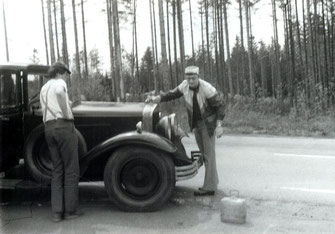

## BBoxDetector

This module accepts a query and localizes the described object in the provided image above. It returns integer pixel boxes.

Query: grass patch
[162,96,335,138]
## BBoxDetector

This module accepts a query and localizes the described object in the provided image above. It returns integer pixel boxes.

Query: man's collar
[189,84,199,92]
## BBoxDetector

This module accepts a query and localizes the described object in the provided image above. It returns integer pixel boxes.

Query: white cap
[185,66,199,75]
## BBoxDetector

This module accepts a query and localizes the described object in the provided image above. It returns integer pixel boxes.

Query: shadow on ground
[1,165,226,234]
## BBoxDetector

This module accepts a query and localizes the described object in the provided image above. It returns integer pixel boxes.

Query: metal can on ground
[220,190,247,224]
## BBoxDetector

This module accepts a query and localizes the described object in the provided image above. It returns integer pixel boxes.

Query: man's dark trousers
[45,120,79,213]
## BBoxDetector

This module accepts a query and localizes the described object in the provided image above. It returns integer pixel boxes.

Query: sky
[0,0,284,71]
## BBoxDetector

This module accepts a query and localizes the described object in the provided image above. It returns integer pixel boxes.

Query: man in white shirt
[40,62,81,222]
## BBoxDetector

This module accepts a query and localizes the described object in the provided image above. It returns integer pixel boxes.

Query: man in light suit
[146,66,225,196]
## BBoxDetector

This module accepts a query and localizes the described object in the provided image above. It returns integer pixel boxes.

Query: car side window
[0,72,17,108]
[27,74,41,99]
[27,74,47,110]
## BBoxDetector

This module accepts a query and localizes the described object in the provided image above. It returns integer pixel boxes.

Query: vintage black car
[0,64,202,211]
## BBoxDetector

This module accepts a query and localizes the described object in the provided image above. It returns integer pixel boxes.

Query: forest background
[1,0,335,137]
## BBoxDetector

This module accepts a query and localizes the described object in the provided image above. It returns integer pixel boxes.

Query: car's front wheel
[104,146,175,212]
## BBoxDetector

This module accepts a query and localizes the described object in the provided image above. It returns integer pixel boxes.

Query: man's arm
[55,86,72,119]
[146,87,183,103]
[160,87,183,102]
[207,93,225,121]
[207,92,226,138]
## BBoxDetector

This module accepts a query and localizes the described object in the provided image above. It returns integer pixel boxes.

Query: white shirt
[40,79,73,123]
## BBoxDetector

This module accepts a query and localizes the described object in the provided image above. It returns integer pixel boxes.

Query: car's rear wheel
[104,146,175,212]
[24,124,87,184]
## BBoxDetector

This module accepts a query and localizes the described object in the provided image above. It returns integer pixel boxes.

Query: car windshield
[0,72,18,110]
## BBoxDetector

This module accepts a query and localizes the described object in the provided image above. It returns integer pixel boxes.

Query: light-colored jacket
[160,79,225,136]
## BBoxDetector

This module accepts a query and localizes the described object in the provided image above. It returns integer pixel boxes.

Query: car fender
[80,131,177,172]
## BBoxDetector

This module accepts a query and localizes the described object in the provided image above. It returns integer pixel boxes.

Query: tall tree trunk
[260,53,267,97]
[248,1,256,93]
[176,0,185,77]
[306,0,316,108]
[81,0,88,79]
[60,0,69,66]
[294,0,304,94]
[331,1,335,82]
[106,0,116,98]
[53,0,60,60]
[302,0,310,104]
[238,0,245,95]
[152,0,161,90]
[72,0,81,79]
[134,0,140,90]
[200,3,206,78]
[326,0,333,85]
[313,0,321,85]
[313,0,325,112]
[131,12,135,95]
[213,0,220,87]
[2,1,9,61]
[216,0,223,91]
[112,0,124,100]
[283,3,291,101]
[158,0,167,62]
[270,39,276,97]
[166,0,174,88]
[245,0,255,98]
[204,0,211,80]
[288,0,296,108]
[158,0,169,90]
[149,0,158,92]
[47,0,55,64]
[272,0,282,99]
[188,0,195,59]
[172,0,179,84]
[41,0,49,64]
[131,25,135,96]
[321,0,329,105]
[219,1,227,99]
[223,1,233,97]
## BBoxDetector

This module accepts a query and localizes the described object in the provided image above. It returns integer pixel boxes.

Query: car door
[0,71,23,172]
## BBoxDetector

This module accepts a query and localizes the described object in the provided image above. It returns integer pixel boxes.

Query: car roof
[0,63,49,75]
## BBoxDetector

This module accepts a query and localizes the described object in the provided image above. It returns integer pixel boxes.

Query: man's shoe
[52,213,63,222]
[64,210,83,220]
[194,190,215,196]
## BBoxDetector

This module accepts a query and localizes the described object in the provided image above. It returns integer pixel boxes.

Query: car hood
[72,101,146,117]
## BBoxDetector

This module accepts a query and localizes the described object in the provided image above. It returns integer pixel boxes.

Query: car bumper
[175,151,203,181]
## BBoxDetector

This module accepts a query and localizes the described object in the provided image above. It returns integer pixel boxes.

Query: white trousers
[193,121,219,191]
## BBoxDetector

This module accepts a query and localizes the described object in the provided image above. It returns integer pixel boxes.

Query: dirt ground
[1,182,335,234]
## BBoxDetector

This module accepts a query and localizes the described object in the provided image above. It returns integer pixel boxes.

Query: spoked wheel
[104,147,175,212]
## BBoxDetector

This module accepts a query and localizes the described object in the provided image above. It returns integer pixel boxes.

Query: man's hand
[145,95,161,104]
[215,120,224,138]
[215,126,224,138]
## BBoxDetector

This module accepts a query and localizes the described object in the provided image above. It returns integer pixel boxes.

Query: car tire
[104,146,175,212]
[24,124,87,184]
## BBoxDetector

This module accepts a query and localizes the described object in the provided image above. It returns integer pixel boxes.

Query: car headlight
[155,114,179,140]
[168,113,176,139]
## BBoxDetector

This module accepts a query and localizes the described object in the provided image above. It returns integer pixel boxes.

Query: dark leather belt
[45,118,74,125]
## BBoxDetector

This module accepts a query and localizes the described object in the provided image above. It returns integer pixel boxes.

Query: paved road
[1,134,335,233]
[182,134,335,204]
